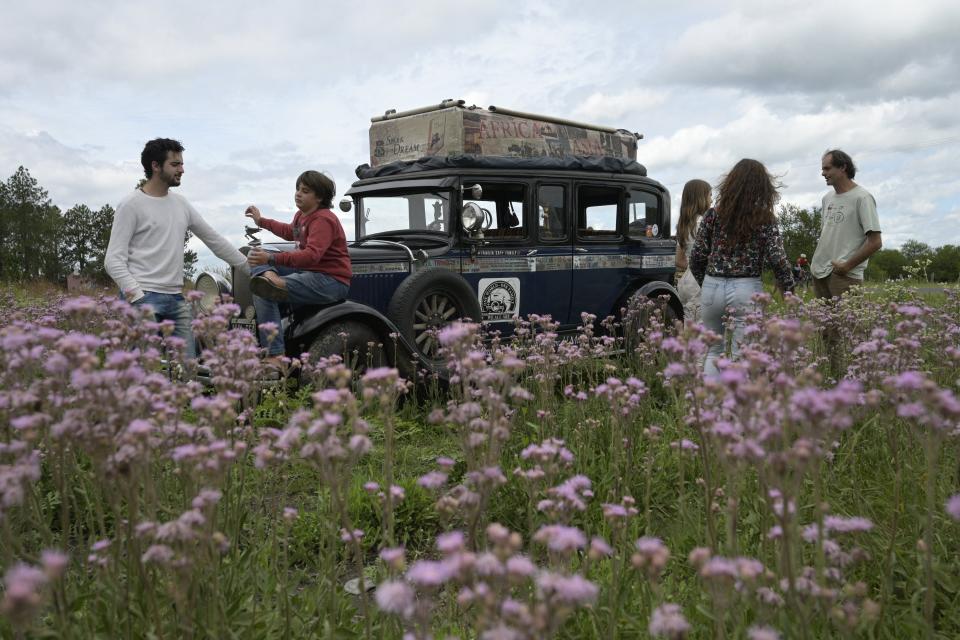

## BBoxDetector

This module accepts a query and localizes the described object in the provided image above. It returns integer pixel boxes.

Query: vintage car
[193,103,681,377]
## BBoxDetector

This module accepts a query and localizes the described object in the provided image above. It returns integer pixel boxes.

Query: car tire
[387,267,482,369]
[306,320,381,374]
[622,290,681,351]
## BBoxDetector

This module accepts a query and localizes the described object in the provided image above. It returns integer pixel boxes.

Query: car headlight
[194,272,232,313]
[461,202,483,232]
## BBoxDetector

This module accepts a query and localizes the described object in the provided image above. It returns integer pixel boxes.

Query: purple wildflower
[474,552,505,577]
[340,528,364,543]
[687,546,712,568]
[1,563,48,626]
[40,550,69,580]
[533,524,587,554]
[379,547,406,571]
[505,555,536,578]
[91,539,111,553]
[417,471,448,489]
[648,603,690,639]
[375,580,414,618]
[945,494,960,521]
[191,488,223,509]
[824,515,874,534]
[436,531,465,554]
[406,559,454,587]
[632,536,670,577]
[589,537,613,559]
[700,557,739,580]
[748,626,781,640]
[536,572,598,605]
[141,545,175,565]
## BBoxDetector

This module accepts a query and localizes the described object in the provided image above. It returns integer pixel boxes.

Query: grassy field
[1,281,959,639]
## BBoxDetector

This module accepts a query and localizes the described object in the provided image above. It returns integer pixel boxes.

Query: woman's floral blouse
[689,208,795,291]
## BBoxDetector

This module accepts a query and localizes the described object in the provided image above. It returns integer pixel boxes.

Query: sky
[2,0,959,271]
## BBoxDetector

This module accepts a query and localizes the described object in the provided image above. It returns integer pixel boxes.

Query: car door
[625,186,676,280]
[459,180,539,331]
[569,183,630,324]
[526,182,573,328]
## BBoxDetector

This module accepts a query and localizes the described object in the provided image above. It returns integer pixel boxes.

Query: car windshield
[358,190,453,238]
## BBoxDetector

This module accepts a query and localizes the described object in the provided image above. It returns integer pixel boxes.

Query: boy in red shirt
[245,171,351,360]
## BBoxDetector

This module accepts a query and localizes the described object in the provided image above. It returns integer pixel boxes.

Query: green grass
[3,280,960,638]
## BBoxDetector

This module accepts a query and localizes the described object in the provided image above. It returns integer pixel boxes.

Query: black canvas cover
[356,154,647,179]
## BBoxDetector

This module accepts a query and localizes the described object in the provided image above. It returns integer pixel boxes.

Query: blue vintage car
[194,154,681,377]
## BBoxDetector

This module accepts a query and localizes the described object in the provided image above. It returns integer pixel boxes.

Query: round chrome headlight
[194,272,231,313]
[461,202,483,232]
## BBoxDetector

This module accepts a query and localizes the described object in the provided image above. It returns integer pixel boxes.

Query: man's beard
[161,171,181,187]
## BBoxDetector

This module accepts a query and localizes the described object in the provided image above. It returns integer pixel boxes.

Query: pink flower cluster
[376,523,599,639]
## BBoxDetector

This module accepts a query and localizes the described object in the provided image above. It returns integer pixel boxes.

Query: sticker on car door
[478,278,521,323]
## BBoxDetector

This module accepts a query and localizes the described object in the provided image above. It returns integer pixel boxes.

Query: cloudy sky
[2,0,959,270]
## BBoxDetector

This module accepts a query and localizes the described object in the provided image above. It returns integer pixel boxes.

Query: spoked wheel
[387,267,483,371]
[412,291,462,359]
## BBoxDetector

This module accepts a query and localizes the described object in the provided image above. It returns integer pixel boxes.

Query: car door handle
[526,249,538,256]
[575,247,589,253]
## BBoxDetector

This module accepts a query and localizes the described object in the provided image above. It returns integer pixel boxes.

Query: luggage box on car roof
[368,99,642,167]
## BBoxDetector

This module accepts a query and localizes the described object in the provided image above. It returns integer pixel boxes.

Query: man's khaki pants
[813,271,863,377]
[813,271,862,300]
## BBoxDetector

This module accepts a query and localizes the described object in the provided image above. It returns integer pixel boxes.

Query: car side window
[464,183,527,239]
[626,189,663,239]
[577,185,621,239]
[537,185,567,241]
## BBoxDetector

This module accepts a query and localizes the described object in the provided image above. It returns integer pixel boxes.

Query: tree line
[0,166,196,284]
[777,203,959,282]
[1,165,956,285]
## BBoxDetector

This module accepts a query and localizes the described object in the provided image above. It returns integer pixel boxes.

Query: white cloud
[0,128,134,209]
[2,0,960,268]
[572,90,668,124]
[659,0,960,99]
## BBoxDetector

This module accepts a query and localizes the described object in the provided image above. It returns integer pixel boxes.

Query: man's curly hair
[714,158,781,246]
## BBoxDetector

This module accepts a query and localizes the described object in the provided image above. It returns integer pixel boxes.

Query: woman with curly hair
[689,159,794,376]
[674,179,712,323]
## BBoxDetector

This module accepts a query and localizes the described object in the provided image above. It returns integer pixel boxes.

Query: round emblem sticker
[479,278,520,323]
[651,224,659,236]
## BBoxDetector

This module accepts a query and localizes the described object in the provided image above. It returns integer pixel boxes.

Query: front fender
[291,301,398,342]
[626,280,684,321]
[634,280,680,299]
[289,301,425,367]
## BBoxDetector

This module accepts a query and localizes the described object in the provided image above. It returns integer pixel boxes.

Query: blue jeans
[251,265,349,355]
[131,291,196,359]
[700,275,764,377]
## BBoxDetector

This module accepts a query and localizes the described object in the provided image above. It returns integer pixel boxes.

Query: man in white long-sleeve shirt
[105,138,249,358]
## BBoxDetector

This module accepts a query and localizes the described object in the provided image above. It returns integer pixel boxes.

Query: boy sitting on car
[245,171,352,365]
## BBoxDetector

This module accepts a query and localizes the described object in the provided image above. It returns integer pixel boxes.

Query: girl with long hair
[689,159,794,376]
[675,179,712,322]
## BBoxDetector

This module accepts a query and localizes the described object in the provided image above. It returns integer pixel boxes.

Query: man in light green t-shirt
[810,149,882,299]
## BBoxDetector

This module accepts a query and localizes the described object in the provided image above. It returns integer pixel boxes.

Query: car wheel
[306,320,381,374]
[387,267,482,368]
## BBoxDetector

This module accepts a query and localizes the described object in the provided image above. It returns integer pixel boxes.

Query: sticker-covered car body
[344,156,680,362]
